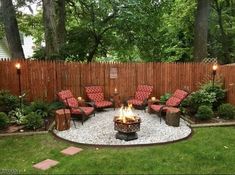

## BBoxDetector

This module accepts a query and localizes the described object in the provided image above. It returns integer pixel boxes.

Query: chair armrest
[70,106,86,116]
[85,101,95,108]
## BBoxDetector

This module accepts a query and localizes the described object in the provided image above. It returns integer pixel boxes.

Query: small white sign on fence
[110,67,118,79]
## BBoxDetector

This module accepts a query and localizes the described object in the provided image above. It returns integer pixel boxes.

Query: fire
[117,104,136,123]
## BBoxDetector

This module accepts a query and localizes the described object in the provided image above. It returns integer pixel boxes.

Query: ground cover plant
[0,90,64,132]
[0,127,235,174]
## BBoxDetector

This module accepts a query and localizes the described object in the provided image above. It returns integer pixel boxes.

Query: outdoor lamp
[212,64,218,87]
[15,63,21,74]
[15,63,22,96]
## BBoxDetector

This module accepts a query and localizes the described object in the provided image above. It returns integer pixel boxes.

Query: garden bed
[181,115,235,127]
[0,116,54,135]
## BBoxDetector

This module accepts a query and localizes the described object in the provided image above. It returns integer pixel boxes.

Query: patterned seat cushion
[85,86,103,94]
[166,96,181,107]
[71,107,94,115]
[137,85,153,92]
[95,101,113,108]
[150,104,168,112]
[65,97,78,108]
[58,90,74,100]
[87,92,104,102]
[135,91,151,101]
[150,104,164,112]
[127,99,143,106]
[173,89,188,100]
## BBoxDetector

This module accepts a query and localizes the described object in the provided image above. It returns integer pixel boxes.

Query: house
[0,39,10,59]
[0,33,35,59]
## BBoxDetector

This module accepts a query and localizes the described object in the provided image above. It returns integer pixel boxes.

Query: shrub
[0,90,20,113]
[8,107,27,125]
[159,93,172,104]
[24,112,43,130]
[26,100,64,119]
[218,103,235,119]
[195,105,214,120]
[200,82,226,109]
[188,90,216,114]
[0,112,9,129]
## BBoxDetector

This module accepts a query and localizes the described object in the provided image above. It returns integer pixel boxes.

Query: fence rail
[0,59,235,105]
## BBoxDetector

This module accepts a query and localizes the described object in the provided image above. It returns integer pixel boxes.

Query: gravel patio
[54,108,192,146]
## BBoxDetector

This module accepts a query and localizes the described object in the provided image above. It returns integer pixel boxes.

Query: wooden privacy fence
[0,60,235,105]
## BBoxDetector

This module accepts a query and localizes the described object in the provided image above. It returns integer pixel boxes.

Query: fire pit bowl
[113,116,141,141]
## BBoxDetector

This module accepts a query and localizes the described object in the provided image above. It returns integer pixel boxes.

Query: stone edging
[0,121,55,137]
[181,115,235,128]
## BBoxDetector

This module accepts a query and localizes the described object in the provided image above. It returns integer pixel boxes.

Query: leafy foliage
[187,90,216,114]
[8,107,27,125]
[0,90,20,113]
[218,103,235,119]
[24,112,43,130]
[200,81,226,109]
[0,112,9,129]
[195,105,214,120]
[159,93,172,104]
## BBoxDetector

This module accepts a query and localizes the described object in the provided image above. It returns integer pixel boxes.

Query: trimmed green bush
[200,83,226,109]
[24,112,43,130]
[218,103,235,119]
[0,112,9,129]
[195,105,214,120]
[0,90,20,113]
[188,90,216,114]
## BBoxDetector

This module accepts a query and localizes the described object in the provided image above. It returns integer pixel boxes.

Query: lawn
[0,127,235,174]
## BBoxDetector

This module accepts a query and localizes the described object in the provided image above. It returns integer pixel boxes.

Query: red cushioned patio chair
[85,86,114,110]
[57,90,95,126]
[149,89,189,123]
[127,85,153,110]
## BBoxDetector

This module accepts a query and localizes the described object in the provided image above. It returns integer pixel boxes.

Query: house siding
[0,40,10,59]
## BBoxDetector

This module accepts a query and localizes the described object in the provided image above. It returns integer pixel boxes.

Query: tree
[56,0,66,48]
[193,0,211,61]
[42,0,59,59]
[209,0,234,64]
[0,0,25,58]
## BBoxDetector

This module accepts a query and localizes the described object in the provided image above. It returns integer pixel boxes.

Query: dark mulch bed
[0,116,54,134]
[184,115,235,124]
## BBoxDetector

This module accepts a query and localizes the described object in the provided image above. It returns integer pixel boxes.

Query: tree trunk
[56,0,66,50]
[0,0,25,58]
[193,0,210,61]
[42,0,59,59]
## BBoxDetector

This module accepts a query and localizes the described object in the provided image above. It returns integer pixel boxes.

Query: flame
[117,104,136,123]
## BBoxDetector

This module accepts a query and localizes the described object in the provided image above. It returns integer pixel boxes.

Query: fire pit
[113,105,141,141]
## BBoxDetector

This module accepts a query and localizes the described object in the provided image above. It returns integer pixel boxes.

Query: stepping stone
[33,159,59,170]
[61,146,83,156]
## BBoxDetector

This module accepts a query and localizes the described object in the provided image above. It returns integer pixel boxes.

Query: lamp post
[212,64,218,87]
[15,63,22,109]
[15,63,21,96]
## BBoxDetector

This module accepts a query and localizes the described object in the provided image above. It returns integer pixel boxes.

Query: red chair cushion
[95,101,113,108]
[71,107,94,115]
[135,91,151,101]
[166,97,181,107]
[137,85,153,92]
[173,89,188,100]
[128,99,143,106]
[65,97,78,108]
[87,92,104,102]
[58,90,73,100]
[150,104,168,112]
[85,86,103,94]
[150,104,164,112]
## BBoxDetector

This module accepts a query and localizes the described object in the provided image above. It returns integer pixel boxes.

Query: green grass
[0,127,235,174]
